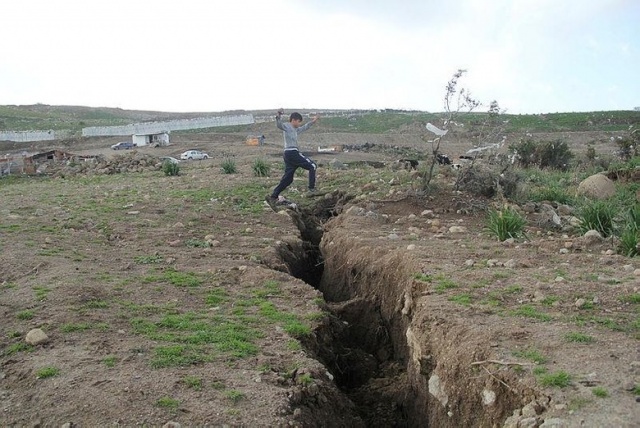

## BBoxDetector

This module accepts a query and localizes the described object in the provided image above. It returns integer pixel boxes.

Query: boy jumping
[266,109,319,209]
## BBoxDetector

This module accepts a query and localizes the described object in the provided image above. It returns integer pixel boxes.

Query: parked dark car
[111,142,135,150]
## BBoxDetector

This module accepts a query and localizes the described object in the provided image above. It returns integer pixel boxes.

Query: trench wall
[318,213,537,427]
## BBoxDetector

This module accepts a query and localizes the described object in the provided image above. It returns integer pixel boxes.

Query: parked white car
[180,150,209,160]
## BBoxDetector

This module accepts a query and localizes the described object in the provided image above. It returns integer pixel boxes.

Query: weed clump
[162,160,180,176]
[221,158,237,174]
[486,207,526,241]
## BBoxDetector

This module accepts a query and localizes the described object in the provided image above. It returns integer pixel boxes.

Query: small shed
[133,132,170,147]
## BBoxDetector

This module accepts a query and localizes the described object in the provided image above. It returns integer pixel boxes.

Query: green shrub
[618,224,639,257]
[529,185,573,205]
[252,158,271,177]
[162,160,180,176]
[486,207,526,241]
[36,367,60,379]
[539,371,571,388]
[538,139,574,171]
[221,158,237,174]
[509,138,574,170]
[577,200,617,237]
[509,138,538,168]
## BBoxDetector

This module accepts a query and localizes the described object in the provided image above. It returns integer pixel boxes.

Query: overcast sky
[2,0,638,114]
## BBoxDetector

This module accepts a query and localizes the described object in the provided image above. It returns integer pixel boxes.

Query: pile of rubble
[40,151,167,178]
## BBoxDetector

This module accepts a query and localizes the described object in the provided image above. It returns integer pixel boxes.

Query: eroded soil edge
[272,194,543,427]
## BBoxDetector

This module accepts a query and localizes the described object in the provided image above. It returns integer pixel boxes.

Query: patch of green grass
[287,340,302,351]
[539,371,571,388]
[103,356,117,368]
[163,269,204,287]
[448,294,472,305]
[221,158,237,174]
[283,320,311,337]
[4,342,34,356]
[185,238,211,248]
[183,375,203,390]
[533,366,548,376]
[503,285,523,294]
[252,158,271,177]
[205,288,229,305]
[413,273,433,282]
[33,286,51,301]
[564,332,595,343]
[512,348,547,364]
[151,345,208,368]
[16,310,35,320]
[540,296,560,306]
[257,301,311,338]
[510,305,552,321]
[83,299,109,309]
[134,254,164,264]
[592,387,608,398]
[36,367,60,379]
[253,280,281,298]
[60,323,92,333]
[621,294,640,304]
[486,207,527,241]
[434,278,457,293]
[577,200,617,237]
[298,373,313,386]
[224,390,245,403]
[156,396,180,410]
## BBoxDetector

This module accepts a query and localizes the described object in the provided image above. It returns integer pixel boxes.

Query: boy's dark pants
[271,150,316,198]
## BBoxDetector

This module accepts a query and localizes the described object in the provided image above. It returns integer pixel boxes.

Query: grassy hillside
[0,104,638,134]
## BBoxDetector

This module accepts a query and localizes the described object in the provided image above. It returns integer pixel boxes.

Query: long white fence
[0,130,73,142]
[82,114,254,137]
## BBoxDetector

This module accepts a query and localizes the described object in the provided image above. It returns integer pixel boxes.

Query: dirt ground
[1,125,639,427]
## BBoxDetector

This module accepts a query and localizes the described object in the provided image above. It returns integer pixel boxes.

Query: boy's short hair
[289,112,303,122]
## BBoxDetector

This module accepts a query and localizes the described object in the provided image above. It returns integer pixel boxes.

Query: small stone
[539,418,568,428]
[25,328,49,345]
[407,244,416,250]
[504,259,517,269]
[464,259,475,267]
[574,298,587,309]
[482,389,496,406]
[162,422,181,428]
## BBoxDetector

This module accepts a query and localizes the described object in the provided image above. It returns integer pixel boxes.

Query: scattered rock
[25,328,49,345]
[577,174,616,200]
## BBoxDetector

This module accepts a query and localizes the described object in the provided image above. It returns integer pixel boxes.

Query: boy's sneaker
[265,195,278,211]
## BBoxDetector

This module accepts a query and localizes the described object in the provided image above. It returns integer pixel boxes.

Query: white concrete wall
[0,130,71,142]
[82,114,254,137]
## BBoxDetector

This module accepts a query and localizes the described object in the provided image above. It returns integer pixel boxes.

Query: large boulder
[577,174,616,199]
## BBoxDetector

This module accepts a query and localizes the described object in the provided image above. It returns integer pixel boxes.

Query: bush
[509,138,574,170]
[221,158,237,174]
[577,200,617,237]
[538,139,574,171]
[162,160,180,176]
[509,138,538,168]
[618,205,640,257]
[252,158,271,177]
[486,207,527,241]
